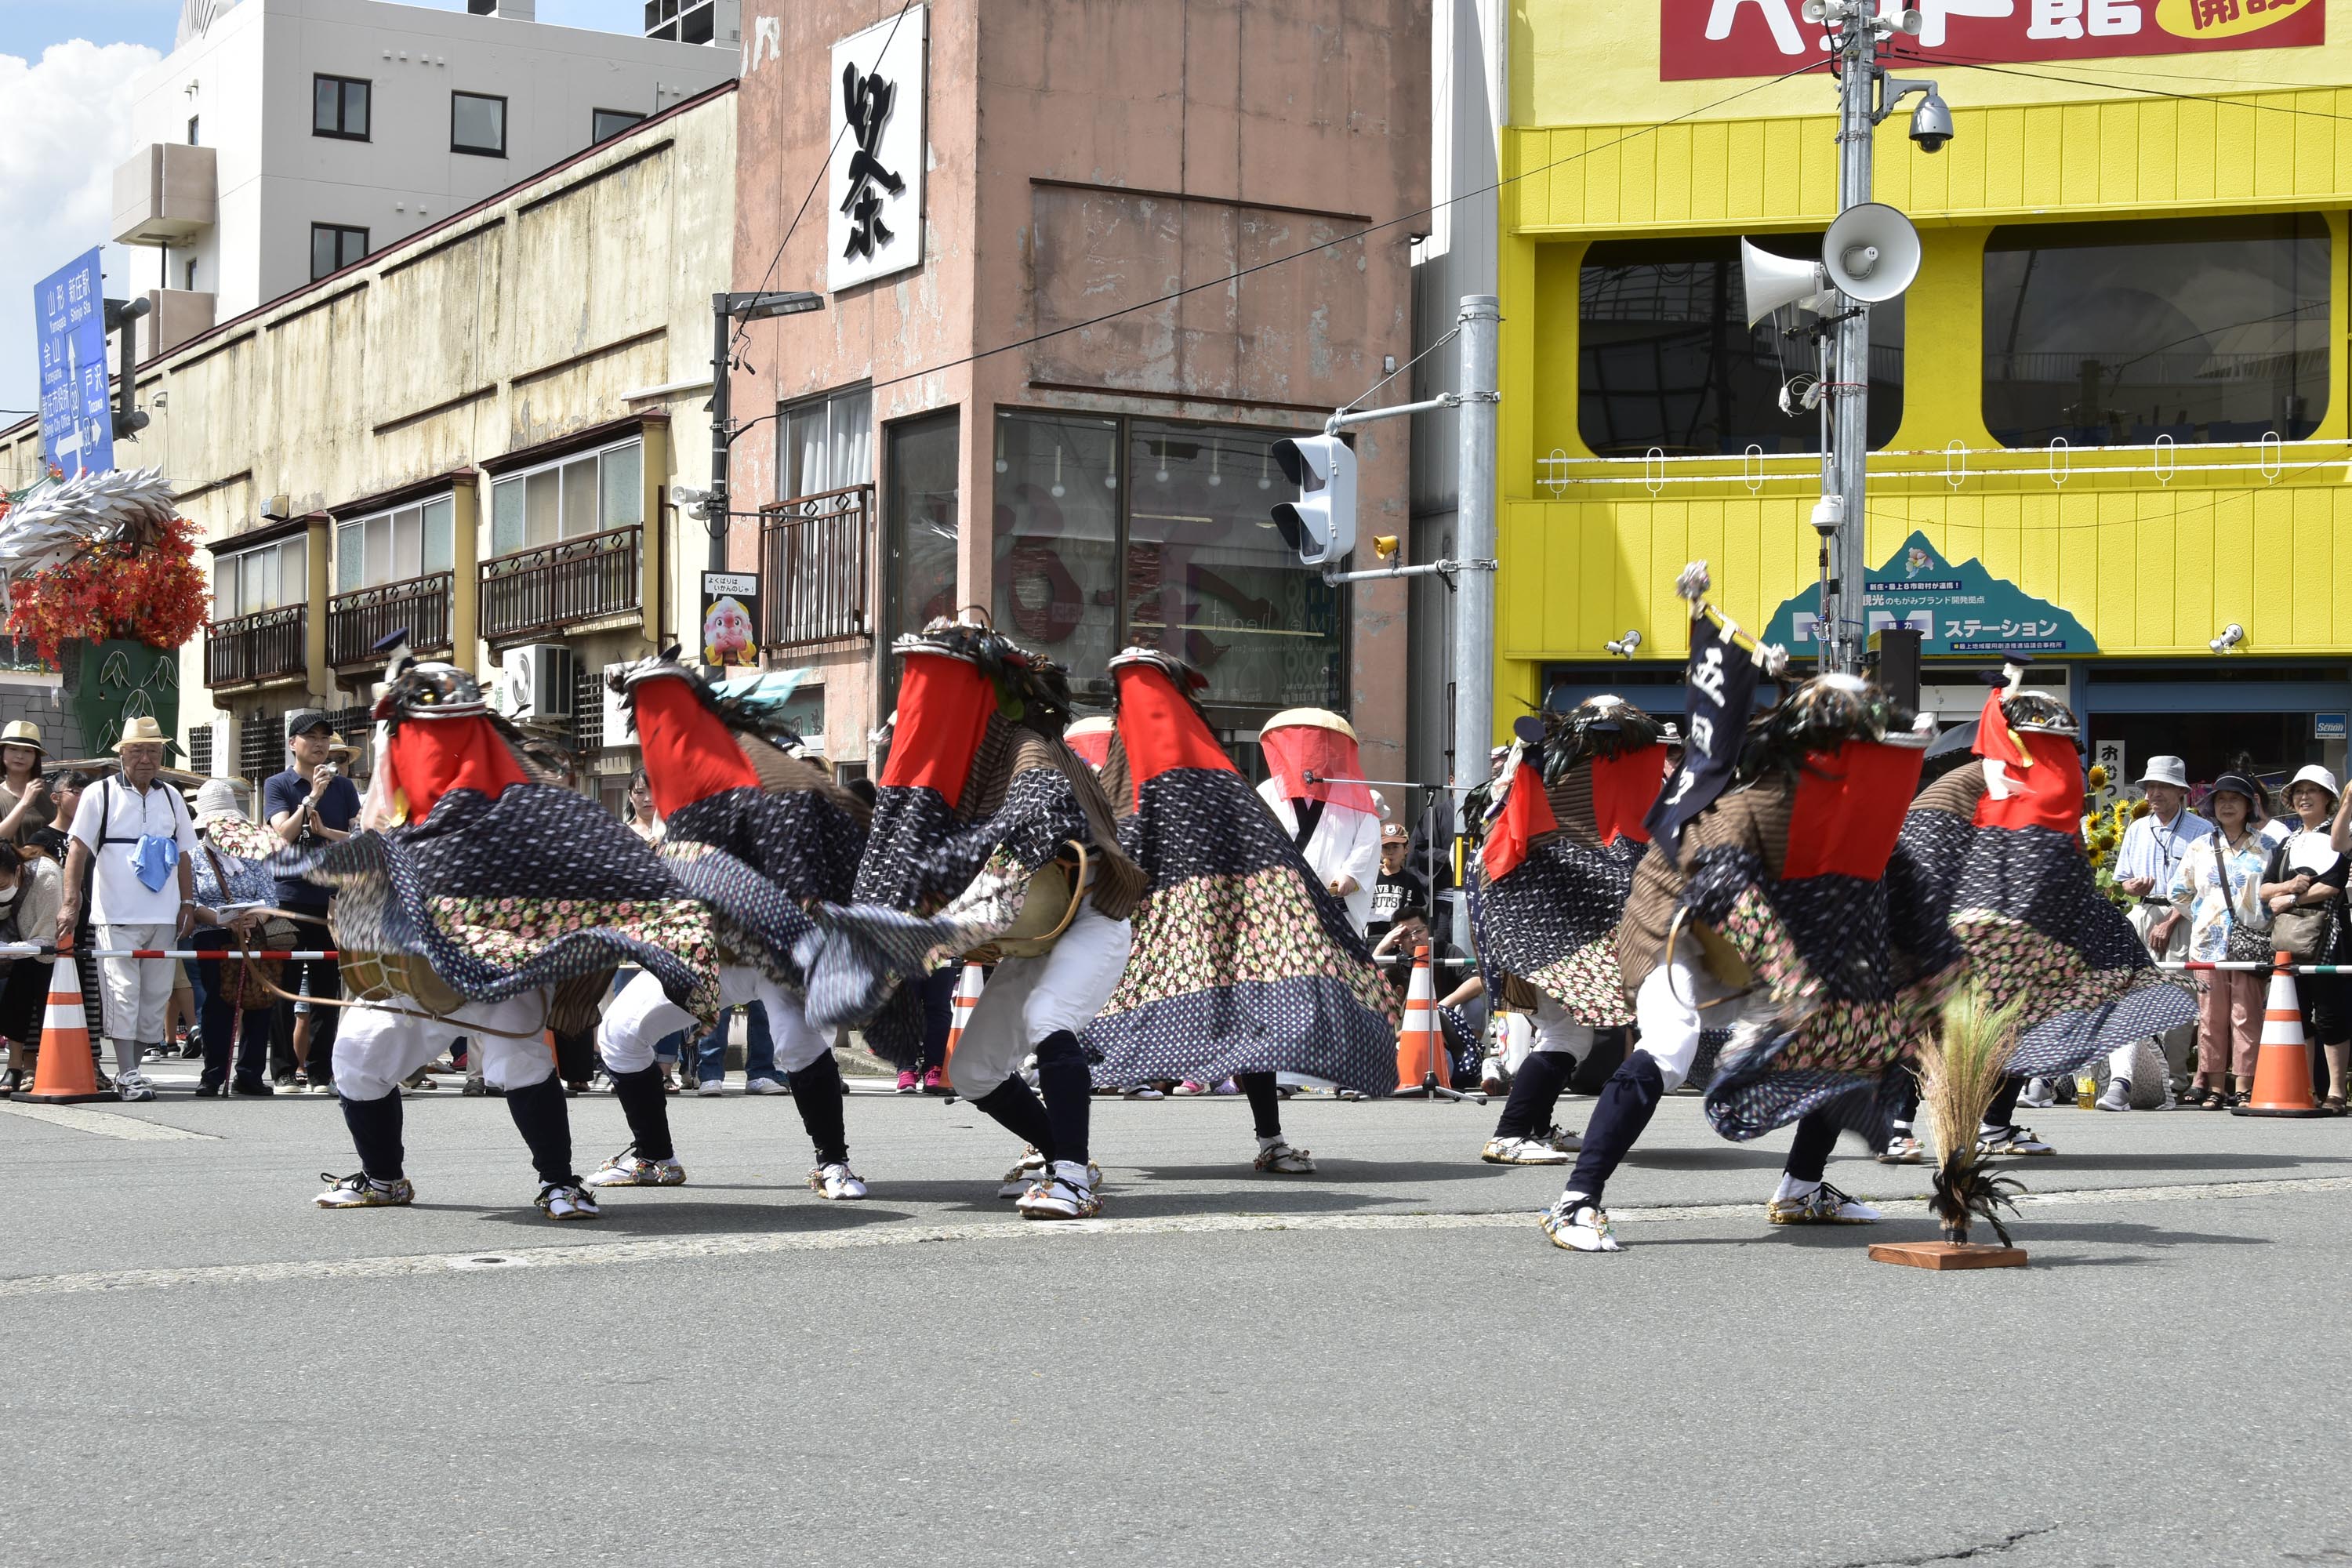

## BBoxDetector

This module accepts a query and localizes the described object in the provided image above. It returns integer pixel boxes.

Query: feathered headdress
[1739,672,1925,785]
[1532,694,1667,785]
[608,645,815,750]
[897,616,1075,735]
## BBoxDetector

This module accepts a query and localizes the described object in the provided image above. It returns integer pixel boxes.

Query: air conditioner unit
[260,494,292,520]
[502,644,574,720]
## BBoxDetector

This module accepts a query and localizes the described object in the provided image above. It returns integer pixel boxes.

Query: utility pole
[693,290,822,673]
[1451,294,1499,786]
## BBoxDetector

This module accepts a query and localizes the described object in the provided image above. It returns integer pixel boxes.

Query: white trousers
[948,902,1131,1098]
[98,922,176,1058]
[1632,932,1769,1092]
[2120,902,2196,1087]
[597,965,831,1076]
[336,989,555,1102]
[1529,993,1592,1058]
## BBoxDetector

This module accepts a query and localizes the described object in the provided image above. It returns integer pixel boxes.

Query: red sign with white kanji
[1661,0,2325,80]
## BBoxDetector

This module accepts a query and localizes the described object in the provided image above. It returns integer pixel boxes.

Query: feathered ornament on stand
[1918,981,2029,1247]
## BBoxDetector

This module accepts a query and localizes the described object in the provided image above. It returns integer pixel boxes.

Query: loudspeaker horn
[1821,202,1921,304]
[1740,240,1827,327]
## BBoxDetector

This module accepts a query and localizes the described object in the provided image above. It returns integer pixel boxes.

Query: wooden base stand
[1868,1240,2028,1271]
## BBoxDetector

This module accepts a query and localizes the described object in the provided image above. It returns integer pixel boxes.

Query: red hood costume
[609,654,869,995]
[1471,696,1664,1029]
[285,653,720,1027]
[1614,673,1961,1141]
[805,622,1145,1065]
[1080,650,1398,1096]
[1887,680,2194,1080]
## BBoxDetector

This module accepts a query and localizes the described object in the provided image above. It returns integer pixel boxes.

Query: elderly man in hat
[57,718,199,1102]
[264,710,363,1092]
[2093,755,2210,1104]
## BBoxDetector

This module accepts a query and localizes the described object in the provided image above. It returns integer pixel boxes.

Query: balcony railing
[328,572,453,666]
[479,524,641,643]
[759,483,873,649]
[205,604,307,688]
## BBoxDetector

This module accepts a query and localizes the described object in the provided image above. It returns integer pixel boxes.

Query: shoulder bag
[2214,829,2275,965]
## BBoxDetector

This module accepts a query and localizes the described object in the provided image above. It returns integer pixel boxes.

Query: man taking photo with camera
[265,712,361,1093]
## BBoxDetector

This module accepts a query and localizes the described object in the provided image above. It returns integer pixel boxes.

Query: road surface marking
[0,1174,2344,1300]
[0,1102,216,1142]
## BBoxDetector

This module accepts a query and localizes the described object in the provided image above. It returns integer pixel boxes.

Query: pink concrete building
[725,0,1429,782]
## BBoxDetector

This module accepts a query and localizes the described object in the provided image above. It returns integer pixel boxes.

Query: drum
[336,927,466,1018]
[967,842,1090,962]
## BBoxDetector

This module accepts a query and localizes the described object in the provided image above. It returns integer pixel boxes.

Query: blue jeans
[695,1003,779,1085]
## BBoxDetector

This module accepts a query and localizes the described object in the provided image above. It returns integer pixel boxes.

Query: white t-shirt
[68,775,199,926]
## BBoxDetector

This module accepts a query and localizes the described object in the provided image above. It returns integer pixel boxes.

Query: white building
[111,0,739,354]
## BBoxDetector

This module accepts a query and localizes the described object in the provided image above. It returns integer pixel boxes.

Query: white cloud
[0,39,161,439]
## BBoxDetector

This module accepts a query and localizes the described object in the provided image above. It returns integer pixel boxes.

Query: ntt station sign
[1660,0,2324,78]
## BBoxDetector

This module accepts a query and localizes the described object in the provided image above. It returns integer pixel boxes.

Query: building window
[238,710,281,786]
[990,410,1344,714]
[183,256,198,292]
[1578,235,1904,457]
[187,724,214,778]
[336,495,456,591]
[310,223,367,281]
[489,439,643,555]
[452,91,507,157]
[884,410,960,639]
[212,537,307,622]
[1983,214,2328,448]
[312,74,370,140]
[187,114,200,145]
[781,383,874,499]
[592,108,646,143]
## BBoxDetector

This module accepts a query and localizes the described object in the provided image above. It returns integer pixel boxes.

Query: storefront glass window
[1578,235,1904,457]
[1983,215,2328,448]
[1124,421,1341,712]
[993,412,1120,685]
[885,409,960,638]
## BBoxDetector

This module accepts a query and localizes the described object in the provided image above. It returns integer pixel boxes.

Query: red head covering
[632,674,760,821]
[1258,713,1374,814]
[1780,739,1926,881]
[1481,753,1559,884]
[1975,731,2085,839]
[1588,745,1661,847]
[1112,661,1235,808]
[377,713,530,824]
[878,650,996,809]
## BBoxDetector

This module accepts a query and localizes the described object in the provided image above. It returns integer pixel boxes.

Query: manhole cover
[449,1254,527,1271]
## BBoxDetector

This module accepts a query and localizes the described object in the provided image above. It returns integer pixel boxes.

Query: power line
[860,59,1836,401]
[1890,46,2352,124]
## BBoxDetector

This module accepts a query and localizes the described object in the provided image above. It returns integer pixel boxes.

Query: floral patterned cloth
[278,782,723,1023]
[1085,767,1399,1095]
[1889,771,2196,1078]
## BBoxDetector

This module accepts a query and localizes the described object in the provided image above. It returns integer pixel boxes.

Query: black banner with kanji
[1643,611,1759,856]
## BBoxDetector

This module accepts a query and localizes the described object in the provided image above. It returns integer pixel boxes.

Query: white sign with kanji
[827,9,927,293]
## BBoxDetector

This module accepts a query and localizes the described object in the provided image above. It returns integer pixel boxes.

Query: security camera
[1605,630,1642,659]
[2209,622,2245,655]
[1909,89,1955,154]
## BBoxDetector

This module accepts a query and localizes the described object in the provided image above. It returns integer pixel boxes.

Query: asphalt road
[3,1064,2348,1568]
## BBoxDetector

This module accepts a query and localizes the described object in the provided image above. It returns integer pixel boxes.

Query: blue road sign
[34,249,112,477]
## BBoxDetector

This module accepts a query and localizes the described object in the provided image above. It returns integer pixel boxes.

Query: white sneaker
[115,1071,156,1103]
[1482,1135,1571,1166]
[808,1161,868,1200]
[1123,1085,1163,1100]
[1875,1134,1926,1165]
[535,1182,602,1221]
[2095,1078,2132,1112]
[697,1079,726,1097]
[1252,1141,1315,1174]
[746,1077,789,1096]
[1479,1055,1512,1095]
[1766,1181,1880,1225]
[2016,1076,2057,1109]
[1540,1193,1621,1253]
[314,1170,414,1208]
[582,1148,686,1188]
[1017,1162,1101,1221]
[1534,1123,1583,1153]
[1978,1124,2056,1157]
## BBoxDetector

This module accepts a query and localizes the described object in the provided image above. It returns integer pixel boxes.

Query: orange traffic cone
[1392,945,1447,1094]
[2234,953,2327,1118]
[939,961,984,1080]
[15,956,107,1104]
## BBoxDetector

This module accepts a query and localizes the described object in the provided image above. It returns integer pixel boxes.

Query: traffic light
[103,296,151,441]
[1269,433,1356,566]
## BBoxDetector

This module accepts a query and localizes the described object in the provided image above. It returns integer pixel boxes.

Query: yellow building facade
[1499,0,2352,786]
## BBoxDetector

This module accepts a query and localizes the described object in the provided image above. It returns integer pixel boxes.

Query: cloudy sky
[0,0,645,437]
